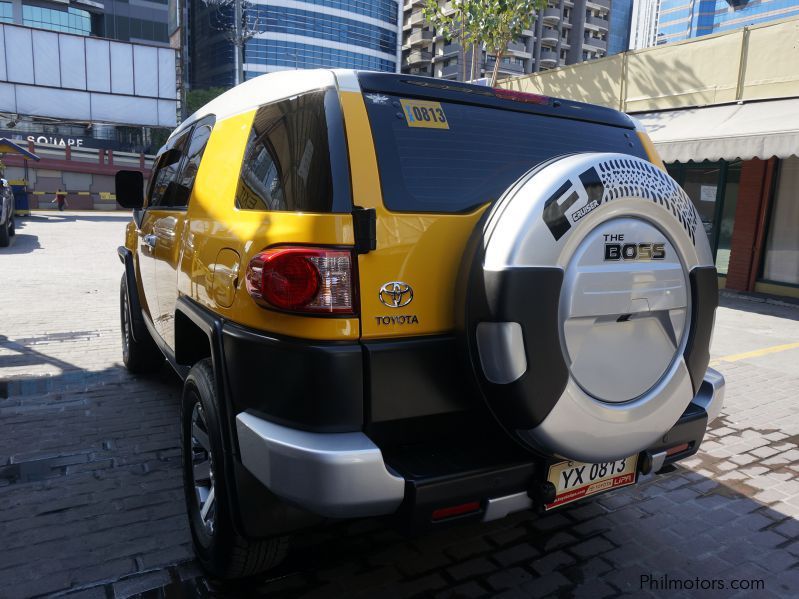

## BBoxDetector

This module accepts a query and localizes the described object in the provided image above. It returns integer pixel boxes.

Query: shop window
[763,157,799,285]
[714,162,741,275]
[679,163,722,249]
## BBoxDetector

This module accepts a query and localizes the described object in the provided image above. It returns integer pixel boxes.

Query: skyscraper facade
[608,0,633,54]
[401,0,611,81]
[658,0,799,45]
[630,0,660,48]
[189,0,402,90]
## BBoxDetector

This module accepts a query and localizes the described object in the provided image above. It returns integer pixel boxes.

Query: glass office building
[658,0,799,44]
[189,0,401,90]
[608,0,633,54]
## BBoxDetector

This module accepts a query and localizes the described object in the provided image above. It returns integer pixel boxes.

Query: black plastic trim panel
[222,322,364,433]
[683,267,719,395]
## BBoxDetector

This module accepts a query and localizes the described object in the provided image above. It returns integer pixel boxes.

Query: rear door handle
[143,234,157,249]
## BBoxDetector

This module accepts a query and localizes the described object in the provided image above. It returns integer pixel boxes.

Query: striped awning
[0,137,40,161]
[633,98,799,163]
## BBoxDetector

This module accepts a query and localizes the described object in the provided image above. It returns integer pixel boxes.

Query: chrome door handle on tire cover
[143,234,157,249]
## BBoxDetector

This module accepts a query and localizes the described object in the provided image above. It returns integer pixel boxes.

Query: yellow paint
[637,131,666,171]
[339,90,487,339]
[754,281,799,300]
[399,99,449,129]
[179,109,358,341]
[710,342,799,366]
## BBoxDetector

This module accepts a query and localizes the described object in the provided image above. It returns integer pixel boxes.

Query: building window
[0,2,12,23]
[763,157,799,285]
[22,5,91,35]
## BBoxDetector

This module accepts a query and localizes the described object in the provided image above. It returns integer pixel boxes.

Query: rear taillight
[246,247,356,315]
[493,88,551,105]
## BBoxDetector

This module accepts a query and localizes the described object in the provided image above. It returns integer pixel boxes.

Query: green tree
[186,87,229,116]
[423,1,480,81]
[478,0,541,86]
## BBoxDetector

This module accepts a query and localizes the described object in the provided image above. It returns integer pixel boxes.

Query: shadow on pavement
[720,291,799,322]
[0,232,41,254]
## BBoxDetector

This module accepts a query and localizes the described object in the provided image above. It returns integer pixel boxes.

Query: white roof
[174,69,363,139]
[634,98,799,163]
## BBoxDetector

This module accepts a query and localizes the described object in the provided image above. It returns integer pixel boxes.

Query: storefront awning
[633,98,799,163]
[0,137,40,161]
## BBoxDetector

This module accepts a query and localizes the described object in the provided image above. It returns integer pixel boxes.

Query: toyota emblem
[379,282,413,308]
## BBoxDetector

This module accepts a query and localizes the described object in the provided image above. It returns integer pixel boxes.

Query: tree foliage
[422,0,543,85]
[478,0,541,86]
[186,87,229,116]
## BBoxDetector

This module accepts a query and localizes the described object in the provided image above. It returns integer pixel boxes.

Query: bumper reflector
[431,501,482,521]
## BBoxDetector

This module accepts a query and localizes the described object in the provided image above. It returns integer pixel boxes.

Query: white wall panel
[91,94,158,126]
[86,38,111,92]
[6,27,34,84]
[133,45,158,97]
[158,48,176,99]
[157,99,176,127]
[59,35,86,90]
[0,26,7,81]
[110,42,134,95]
[17,86,90,120]
[0,82,17,114]
[32,31,61,87]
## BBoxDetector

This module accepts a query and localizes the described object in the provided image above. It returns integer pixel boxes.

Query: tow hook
[528,481,557,510]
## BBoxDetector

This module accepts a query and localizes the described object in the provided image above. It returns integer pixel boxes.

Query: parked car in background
[0,178,16,247]
[115,69,725,580]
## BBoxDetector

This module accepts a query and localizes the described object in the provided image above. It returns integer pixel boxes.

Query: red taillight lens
[493,88,551,105]
[246,247,356,315]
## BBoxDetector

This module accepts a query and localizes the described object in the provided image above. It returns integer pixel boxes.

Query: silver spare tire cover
[458,153,718,463]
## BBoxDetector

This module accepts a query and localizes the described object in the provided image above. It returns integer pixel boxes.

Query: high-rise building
[658,0,799,45]
[401,0,611,81]
[629,0,660,48]
[188,0,402,90]
[0,0,171,45]
[608,0,633,54]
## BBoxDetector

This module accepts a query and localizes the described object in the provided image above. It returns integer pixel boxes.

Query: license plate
[545,456,638,510]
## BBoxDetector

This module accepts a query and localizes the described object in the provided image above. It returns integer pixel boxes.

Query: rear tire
[182,359,288,579]
[120,274,163,373]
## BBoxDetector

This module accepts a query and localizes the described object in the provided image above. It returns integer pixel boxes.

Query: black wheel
[182,359,288,579]
[8,215,14,237]
[0,216,9,247]
[120,274,163,373]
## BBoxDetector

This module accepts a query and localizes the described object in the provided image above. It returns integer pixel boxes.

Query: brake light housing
[246,247,356,315]
[493,88,551,105]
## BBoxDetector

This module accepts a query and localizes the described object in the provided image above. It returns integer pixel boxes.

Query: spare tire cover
[459,153,718,463]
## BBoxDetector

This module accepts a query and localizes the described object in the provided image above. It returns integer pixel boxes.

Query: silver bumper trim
[236,413,405,518]
[691,367,725,424]
[483,491,533,522]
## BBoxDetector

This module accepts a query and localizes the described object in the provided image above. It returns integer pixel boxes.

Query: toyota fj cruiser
[116,70,724,579]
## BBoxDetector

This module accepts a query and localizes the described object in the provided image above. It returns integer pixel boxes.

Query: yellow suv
[116,70,725,579]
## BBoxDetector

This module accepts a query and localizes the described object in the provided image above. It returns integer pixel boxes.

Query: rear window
[364,94,648,213]
[236,88,350,213]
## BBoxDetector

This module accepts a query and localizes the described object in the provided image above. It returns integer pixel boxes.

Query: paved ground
[1,212,799,598]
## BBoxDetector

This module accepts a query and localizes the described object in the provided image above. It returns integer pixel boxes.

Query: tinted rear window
[364,95,648,213]
[236,88,350,213]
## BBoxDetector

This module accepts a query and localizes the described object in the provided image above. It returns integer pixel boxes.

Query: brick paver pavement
[1,213,798,598]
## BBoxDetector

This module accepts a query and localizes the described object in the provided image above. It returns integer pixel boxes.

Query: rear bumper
[236,413,404,518]
[236,368,725,521]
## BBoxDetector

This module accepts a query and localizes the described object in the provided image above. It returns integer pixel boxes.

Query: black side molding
[683,267,719,396]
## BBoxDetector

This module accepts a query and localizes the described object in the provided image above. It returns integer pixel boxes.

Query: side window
[148,130,190,208]
[236,90,334,212]
[172,118,214,208]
